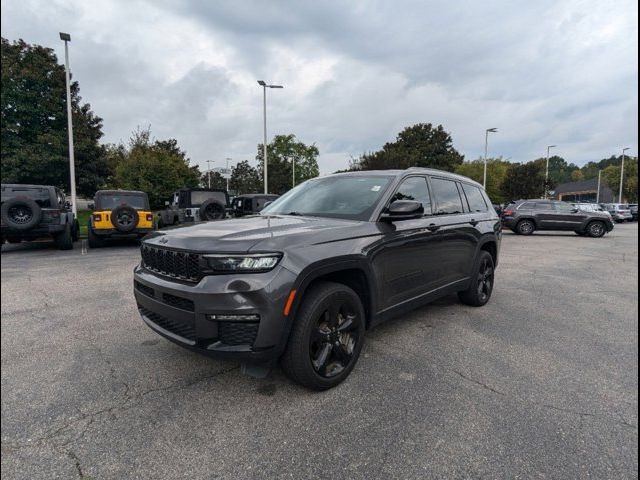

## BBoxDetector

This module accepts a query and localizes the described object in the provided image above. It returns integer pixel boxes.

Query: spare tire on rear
[199,199,225,221]
[110,205,139,232]
[1,198,42,230]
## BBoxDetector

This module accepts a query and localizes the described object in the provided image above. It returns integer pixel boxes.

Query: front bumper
[133,264,297,362]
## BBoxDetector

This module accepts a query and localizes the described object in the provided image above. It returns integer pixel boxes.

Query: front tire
[281,282,366,390]
[458,251,495,307]
[587,221,606,238]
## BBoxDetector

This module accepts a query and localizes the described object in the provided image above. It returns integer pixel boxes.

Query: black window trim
[382,174,434,219]
[427,175,467,217]
[459,182,489,214]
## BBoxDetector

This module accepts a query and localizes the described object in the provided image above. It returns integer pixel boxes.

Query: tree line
[349,123,638,204]
[2,37,637,209]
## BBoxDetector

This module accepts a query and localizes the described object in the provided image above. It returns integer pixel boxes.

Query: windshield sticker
[371,185,381,192]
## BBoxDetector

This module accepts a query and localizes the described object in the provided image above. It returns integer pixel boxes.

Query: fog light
[207,314,260,321]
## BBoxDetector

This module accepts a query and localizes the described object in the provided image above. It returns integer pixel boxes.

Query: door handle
[427,223,440,232]
[470,219,479,226]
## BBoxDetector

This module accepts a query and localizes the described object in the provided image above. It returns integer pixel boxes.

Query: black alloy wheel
[310,304,360,378]
[458,250,495,307]
[476,256,494,304]
[281,282,366,390]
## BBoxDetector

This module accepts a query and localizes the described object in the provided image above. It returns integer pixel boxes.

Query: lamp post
[483,128,498,189]
[225,157,232,192]
[59,32,77,216]
[257,80,283,194]
[620,147,630,203]
[206,159,213,189]
[596,170,602,203]
[544,145,556,199]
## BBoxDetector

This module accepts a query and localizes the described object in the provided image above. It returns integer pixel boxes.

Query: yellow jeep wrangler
[88,190,154,248]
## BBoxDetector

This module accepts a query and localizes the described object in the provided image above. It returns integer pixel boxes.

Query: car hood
[143,215,375,252]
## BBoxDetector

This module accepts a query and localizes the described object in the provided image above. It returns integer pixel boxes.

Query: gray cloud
[2,0,637,174]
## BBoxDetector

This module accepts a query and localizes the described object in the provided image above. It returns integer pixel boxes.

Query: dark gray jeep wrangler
[1,184,78,250]
[157,188,230,228]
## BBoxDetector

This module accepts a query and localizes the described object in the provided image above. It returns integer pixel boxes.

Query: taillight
[146,214,153,221]
[93,214,102,222]
[503,209,515,216]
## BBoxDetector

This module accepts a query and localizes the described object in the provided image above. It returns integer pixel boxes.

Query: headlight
[203,253,282,273]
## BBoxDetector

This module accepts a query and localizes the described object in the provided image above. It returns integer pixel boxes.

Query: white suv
[602,203,633,223]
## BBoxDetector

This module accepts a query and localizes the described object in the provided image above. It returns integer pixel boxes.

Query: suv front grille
[140,245,202,282]
[139,306,196,342]
[218,322,259,346]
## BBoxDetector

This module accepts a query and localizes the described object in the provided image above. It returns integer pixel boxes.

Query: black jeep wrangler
[1,184,78,250]
[157,188,229,228]
[232,194,280,217]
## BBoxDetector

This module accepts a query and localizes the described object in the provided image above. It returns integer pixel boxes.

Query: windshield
[98,194,147,210]
[261,175,394,221]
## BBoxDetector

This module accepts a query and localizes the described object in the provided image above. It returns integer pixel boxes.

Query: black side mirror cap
[380,200,424,222]
[88,203,94,210]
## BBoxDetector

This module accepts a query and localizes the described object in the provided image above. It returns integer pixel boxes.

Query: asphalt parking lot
[1,224,638,479]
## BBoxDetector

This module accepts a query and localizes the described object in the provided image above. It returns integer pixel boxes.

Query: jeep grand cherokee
[133,168,501,390]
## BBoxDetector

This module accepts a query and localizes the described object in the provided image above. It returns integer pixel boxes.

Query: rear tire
[458,251,495,307]
[55,223,73,250]
[516,219,535,235]
[586,221,606,238]
[88,226,106,248]
[281,282,366,390]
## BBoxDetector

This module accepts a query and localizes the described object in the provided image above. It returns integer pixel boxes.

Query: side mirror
[88,203,94,210]
[380,200,424,222]
[571,208,579,213]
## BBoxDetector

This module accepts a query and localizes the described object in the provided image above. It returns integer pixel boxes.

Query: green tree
[455,157,510,203]
[230,160,261,194]
[201,171,226,189]
[500,161,546,201]
[352,123,464,172]
[110,127,201,209]
[600,159,638,203]
[256,134,319,194]
[1,38,109,196]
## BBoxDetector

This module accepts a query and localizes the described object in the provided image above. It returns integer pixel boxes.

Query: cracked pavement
[1,225,638,479]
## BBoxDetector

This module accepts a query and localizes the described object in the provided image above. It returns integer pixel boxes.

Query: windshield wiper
[286,211,303,216]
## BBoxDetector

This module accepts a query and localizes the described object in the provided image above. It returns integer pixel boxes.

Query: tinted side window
[535,202,553,210]
[392,177,432,214]
[461,184,488,212]
[431,178,464,215]
[519,202,536,209]
[554,202,574,212]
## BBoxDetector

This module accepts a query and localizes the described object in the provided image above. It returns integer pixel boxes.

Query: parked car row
[1,183,280,250]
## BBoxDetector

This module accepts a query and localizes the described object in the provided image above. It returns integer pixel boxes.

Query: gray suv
[502,199,614,237]
[1,184,78,249]
[133,168,501,390]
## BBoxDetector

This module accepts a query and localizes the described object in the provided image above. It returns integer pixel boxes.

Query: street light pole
[620,147,630,203]
[59,32,77,216]
[206,159,213,189]
[257,80,283,194]
[483,128,498,189]
[544,145,556,199]
[225,157,232,192]
[597,170,601,203]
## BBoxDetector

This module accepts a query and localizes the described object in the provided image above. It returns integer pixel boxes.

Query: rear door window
[461,183,488,212]
[391,176,432,214]
[534,202,553,210]
[430,178,464,215]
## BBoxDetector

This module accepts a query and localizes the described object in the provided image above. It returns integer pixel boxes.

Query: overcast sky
[2,0,638,174]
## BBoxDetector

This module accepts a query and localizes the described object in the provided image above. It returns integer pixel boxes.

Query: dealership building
[552,178,614,203]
